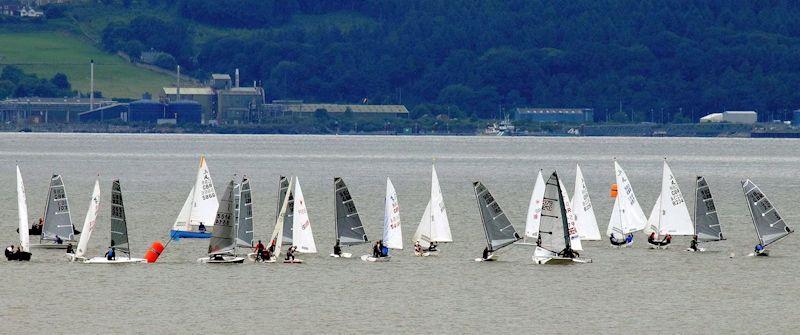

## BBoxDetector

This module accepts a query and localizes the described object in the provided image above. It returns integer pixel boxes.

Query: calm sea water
[0,133,797,334]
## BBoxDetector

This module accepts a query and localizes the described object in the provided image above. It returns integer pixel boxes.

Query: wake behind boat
[531,171,591,265]
[171,156,218,239]
[473,181,521,262]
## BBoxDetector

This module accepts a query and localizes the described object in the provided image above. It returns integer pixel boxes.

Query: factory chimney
[90,59,94,110]
[235,68,240,88]
[176,65,181,101]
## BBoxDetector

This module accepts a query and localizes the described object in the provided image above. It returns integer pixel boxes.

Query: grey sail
[278,177,294,245]
[110,180,131,255]
[538,172,569,252]
[334,177,368,245]
[276,176,289,222]
[694,176,724,242]
[41,174,75,242]
[474,181,521,252]
[235,178,254,248]
[742,179,793,247]
[208,180,236,255]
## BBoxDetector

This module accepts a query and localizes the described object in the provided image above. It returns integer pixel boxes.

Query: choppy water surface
[0,133,797,334]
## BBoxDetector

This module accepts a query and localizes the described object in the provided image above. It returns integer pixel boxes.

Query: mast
[742,180,763,246]
[474,181,492,251]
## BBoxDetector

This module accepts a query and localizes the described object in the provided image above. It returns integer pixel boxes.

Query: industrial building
[514,108,594,123]
[264,101,409,118]
[0,97,117,124]
[162,87,215,123]
[161,70,265,124]
[699,111,757,124]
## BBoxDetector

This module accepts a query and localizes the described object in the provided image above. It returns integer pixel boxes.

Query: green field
[0,31,175,99]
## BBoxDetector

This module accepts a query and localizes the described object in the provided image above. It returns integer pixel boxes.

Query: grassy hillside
[0,31,175,99]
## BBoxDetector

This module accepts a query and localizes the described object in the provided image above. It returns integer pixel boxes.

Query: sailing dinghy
[66,179,100,262]
[331,177,368,258]
[287,177,316,263]
[573,164,601,241]
[687,176,725,252]
[412,165,452,256]
[742,179,793,257]
[520,170,546,246]
[645,159,694,249]
[607,160,647,247]
[199,180,245,263]
[473,181,521,262]
[171,156,218,239]
[362,178,403,262]
[83,180,146,264]
[234,177,257,260]
[532,172,590,264]
[31,174,78,249]
[278,176,295,249]
[256,177,294,263]
[9,165,32,261]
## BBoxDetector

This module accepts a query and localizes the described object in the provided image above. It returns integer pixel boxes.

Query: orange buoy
[144,241,165,263]
[610,183,618,198]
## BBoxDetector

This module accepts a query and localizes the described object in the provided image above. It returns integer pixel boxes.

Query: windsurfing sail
[235,177,254,248]
[646,160,693,237]
[334,177,368,246]
[474,181,521,252]
[694,176,724,241]
[110,180,131,256]
[742,179,793,247]
[269,178,293,259]
[41,174,75,242]
[523,170,546,241]
[208,180,236,256]
[573,164,601,240]
[16,166,30,252]
[173,156,219,234]
[383,178,403,249]
[606,160,647,237]
[75,180,100,258]
[292,178,317,253]
[538,172,582,253]
[413,165,452,248]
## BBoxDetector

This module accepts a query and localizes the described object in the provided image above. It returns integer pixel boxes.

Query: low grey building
[515,108,594,123]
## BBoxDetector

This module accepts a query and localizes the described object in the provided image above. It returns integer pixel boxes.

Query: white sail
[606,160,647,236]
[16,166,30,252]
[382,178,403,249]
[572,164,601,240]
[173,156,218,232]
[646,160,694,236]
[524,170,546,238]
[558,175,582,251]
[75,180,101,258]
[292,178,317,253]
[270,178,293,259]
[413,165,452,247]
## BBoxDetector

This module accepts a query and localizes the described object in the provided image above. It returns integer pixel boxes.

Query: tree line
[97,0,800,122]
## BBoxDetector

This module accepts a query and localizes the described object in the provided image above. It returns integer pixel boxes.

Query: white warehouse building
[700,111,757,124]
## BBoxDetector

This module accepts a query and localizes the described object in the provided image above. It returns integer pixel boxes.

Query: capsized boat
[412,165,452,256]
[7,165,32,261]
[742,179,793,257]
[199,180,244,263]
[688,176,725,252]
[645,159,693,249]
[331,177,368,259]
[607,160,647,247]
[362,178,402,262]
[573,164,601,240]
[531,171,590,264]
[84,180,147,264]
[31,174,78,249]
[473,181,521,262]
[170,156,218,239]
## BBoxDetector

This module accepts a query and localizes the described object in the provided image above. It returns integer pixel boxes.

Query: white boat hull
[532,246,591,265]
[474,254,497,262]
[84,257,147,264]
[330,252,352,258]
[198,256,245,263]
[361,255,390,262]
[283,259,304,264]
[30,243,73,249]
[414,251,431,257]
[65,253,86,262]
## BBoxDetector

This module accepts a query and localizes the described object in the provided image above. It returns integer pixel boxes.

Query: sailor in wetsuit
[689,236,699,251]
[428,242,437,252]
[333,239,342,256]
[482,247,491,260]
[372,241,381,258]
[610,233,627,246]
[754,243,766,256]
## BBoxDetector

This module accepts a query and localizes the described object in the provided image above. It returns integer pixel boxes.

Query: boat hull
[283,259,304,264]
[30,243,73,249]
[170,230,212,239]
[330,252,352,258]
[198,256,245,263]
[361,255,390,262]
[532,246,591,265]
[415,251,432,257]
[84,257,147,264]
[6,251,31,261]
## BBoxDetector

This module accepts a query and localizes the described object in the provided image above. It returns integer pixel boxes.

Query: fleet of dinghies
[7,157,795,263]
